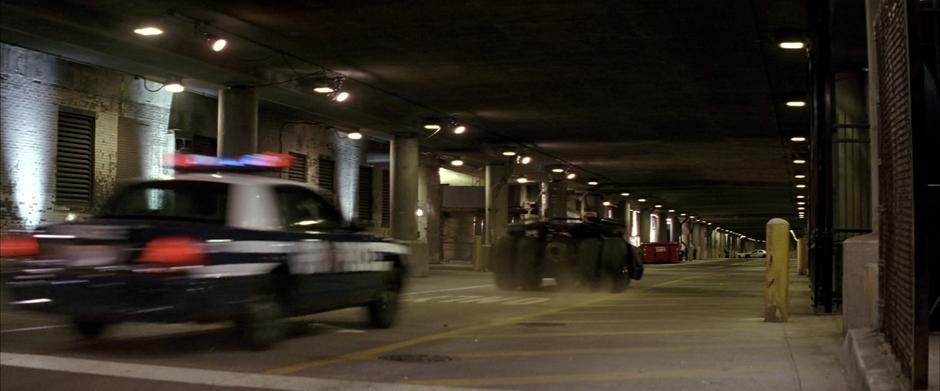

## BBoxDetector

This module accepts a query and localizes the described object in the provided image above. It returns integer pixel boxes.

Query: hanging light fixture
[206,34,227,52]
[565,172,577,180]
[517,155,532,165]
[332,91,350,102]
[347,131,363,140]
[134,26,163,36]
[164,79,185,93]
[450,159,464,166]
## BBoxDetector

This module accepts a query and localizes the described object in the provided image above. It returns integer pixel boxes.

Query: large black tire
[72,319,110,339]
[600,238,630,293]
[368,289,399,328]
[515,237,543,291]
[491,235,518,290]
[576,238,603,290]
[235,298,284,351]
[546,239,578,289]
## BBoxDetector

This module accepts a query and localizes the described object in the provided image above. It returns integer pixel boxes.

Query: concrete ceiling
[0,0,813,237]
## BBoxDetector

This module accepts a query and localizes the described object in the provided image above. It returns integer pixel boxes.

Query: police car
[2,152,408,349]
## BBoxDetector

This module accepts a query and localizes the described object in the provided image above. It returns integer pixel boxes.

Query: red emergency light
[166,152,292,171]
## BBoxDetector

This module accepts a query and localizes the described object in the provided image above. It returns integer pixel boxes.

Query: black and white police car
[2,152,408,349]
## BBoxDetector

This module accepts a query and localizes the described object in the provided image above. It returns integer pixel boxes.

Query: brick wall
[0,43,171,230]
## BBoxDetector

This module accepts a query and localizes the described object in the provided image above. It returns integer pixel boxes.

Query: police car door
[274,185,381,310]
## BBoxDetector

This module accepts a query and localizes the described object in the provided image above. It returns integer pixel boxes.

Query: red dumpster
[640,242,679,263]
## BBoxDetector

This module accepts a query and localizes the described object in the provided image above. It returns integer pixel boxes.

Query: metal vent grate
[288,152,308,182]
[55,110,95,206]
[358,166,373,221]
[381,169,390,227]
[317,157,335,192]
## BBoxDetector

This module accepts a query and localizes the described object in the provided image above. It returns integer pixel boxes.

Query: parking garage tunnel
[0,0,937,390]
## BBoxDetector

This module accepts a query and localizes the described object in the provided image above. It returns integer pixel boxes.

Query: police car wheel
[72,319,110,339]
[368,290,399,328]
[235,299,284,350]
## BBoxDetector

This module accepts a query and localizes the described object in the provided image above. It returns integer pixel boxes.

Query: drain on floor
[516,322,566,327]
[378,354,455,363]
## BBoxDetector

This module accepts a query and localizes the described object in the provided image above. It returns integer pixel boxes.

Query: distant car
[738,249,767,258]
[3,153,408,349]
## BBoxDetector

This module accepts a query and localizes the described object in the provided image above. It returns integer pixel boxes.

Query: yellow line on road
[558,308,756,314]
[449,326,755,339]
[264,275,702,375]
[538,317,764,324]
[403,365,774,387]
[452,341,779,359]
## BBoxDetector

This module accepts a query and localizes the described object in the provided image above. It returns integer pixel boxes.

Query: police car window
[274,185,343,230]
[99,181,229,224]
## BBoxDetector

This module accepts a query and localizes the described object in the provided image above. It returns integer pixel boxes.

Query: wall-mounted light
[450,159,464,167]
[786,100,806,107]
[134,26,163,36]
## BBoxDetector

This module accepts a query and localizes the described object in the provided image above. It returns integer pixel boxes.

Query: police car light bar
[167,152,292,171]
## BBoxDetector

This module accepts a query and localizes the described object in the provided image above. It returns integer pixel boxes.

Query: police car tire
[72,319,109,339]
[576,238,603,290]
[491,235,518,290]
[600,238,629,293]
[368,290,399,329]
[236,299,284,351]
[515,237,543,291]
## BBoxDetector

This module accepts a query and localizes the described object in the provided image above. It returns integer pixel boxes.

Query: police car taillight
[139,237,206,266]
[0,234,39,258]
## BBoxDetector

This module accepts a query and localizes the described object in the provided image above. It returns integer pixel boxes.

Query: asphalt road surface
[1,258,847,390]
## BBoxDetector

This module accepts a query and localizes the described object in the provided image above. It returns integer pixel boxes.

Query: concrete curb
[842,328,908,391]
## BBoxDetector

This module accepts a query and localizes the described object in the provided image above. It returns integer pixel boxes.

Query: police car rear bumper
[6,271,261,322]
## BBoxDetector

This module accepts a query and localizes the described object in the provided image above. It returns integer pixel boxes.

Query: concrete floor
[1,258,848,390]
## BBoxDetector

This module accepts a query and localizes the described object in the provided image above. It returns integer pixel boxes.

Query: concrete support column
[656,212,668,242]
[639,209,652,244]
[623,202,633,242]
[540,181,567,220]
[217,86,258,156]
[390,135,426,276]
[418,157,441,265]
[484,163,509,245]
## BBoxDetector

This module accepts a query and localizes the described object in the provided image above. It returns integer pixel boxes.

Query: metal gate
[873,0,929,387]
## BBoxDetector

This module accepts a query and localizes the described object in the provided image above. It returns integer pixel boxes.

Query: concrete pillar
[484,163,509,245]
[217,86,258,156]
[623,202,633,241]
[540,181,567,220]
[764,218,790,322]
[639,209,652,243]
[418,157,441,264]
[655,212,668,242]
[390,135,427,276]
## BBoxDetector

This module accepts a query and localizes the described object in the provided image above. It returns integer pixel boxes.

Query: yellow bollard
[797,238,808,275]
[472,235,483,271]
[764,218,790,322]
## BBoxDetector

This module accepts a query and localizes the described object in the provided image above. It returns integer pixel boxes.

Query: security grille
[55,110,95,206]
[288,152,307,182]
[358,166,373,221]
[874,0,928,386]
[381,169,390,227]
[317,156,335,192]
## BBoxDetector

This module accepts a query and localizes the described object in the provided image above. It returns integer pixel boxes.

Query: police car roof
[170,173,301,186]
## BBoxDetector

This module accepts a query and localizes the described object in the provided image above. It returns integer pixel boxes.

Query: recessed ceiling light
[794,174,806,179]
[134,26,163,36]
[637,198,647,203]
[516,177,528,184]
[796,184,807,188]
[551,168,565,173]
[689,215,696,218]
[797,206,806,210]
[668,209,675,213]
[164,82,185,93]
[790,136,807,142]
[779,41,805,49]
[519,156,532,165]
[333,91,350,102]
[797,201,806,205]
[314,87,334,94]
[793,159,807,164]
[347,132,363,140]
[210,38,227,52]
[602,201,612,206]
[796,195,806,199]
[680,213,687,216]
[786,100,806,107]
[502,150,517,157]
[654,204,663,208]
[451,159,464,166]
[453,125,466,134]
[587,181,599,186]
[620,192,630,196]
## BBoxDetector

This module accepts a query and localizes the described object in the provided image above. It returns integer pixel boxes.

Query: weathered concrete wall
[1,43,171,230]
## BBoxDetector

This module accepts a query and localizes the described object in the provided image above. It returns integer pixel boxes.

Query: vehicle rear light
[139,236,206,266]
[0,234,39,258]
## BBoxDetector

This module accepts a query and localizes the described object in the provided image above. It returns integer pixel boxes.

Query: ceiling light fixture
[518,156,532,165]
[502,150,517,157]
[620,192,630,196]
[566,172,577,180]
[668,209,676,213]
[551,168,565,173]
[516,177,528,184]
[654,204,663,208]
[794,174,806,179]
[796,195,806,199]
[347,131,363,140]
[793,159,807,164]
[587,181,599,186]
[797,207,806,210]
[134,26,163,36]
[796,184,807,188]
[637,198,647,202]
[452,125,466,134]
[164,81,185,93]
[680,213,687,216]
[790,136,807,142]
[451,159,464,167]
[332,91,350,102]
[314,86,334,94]
[786,100,806,107]
[797,201,806,205]
[209,36,227,52]
[602,201,612,206]
[779,41,805,49]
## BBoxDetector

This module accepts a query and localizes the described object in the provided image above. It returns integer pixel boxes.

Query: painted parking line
[403,294,551,305]
[0,324,68,334]
[451,341,780,358]
[0,352,448,391]
[400,284,493,296]
[449,326,757,339]
[403,365,774,387]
